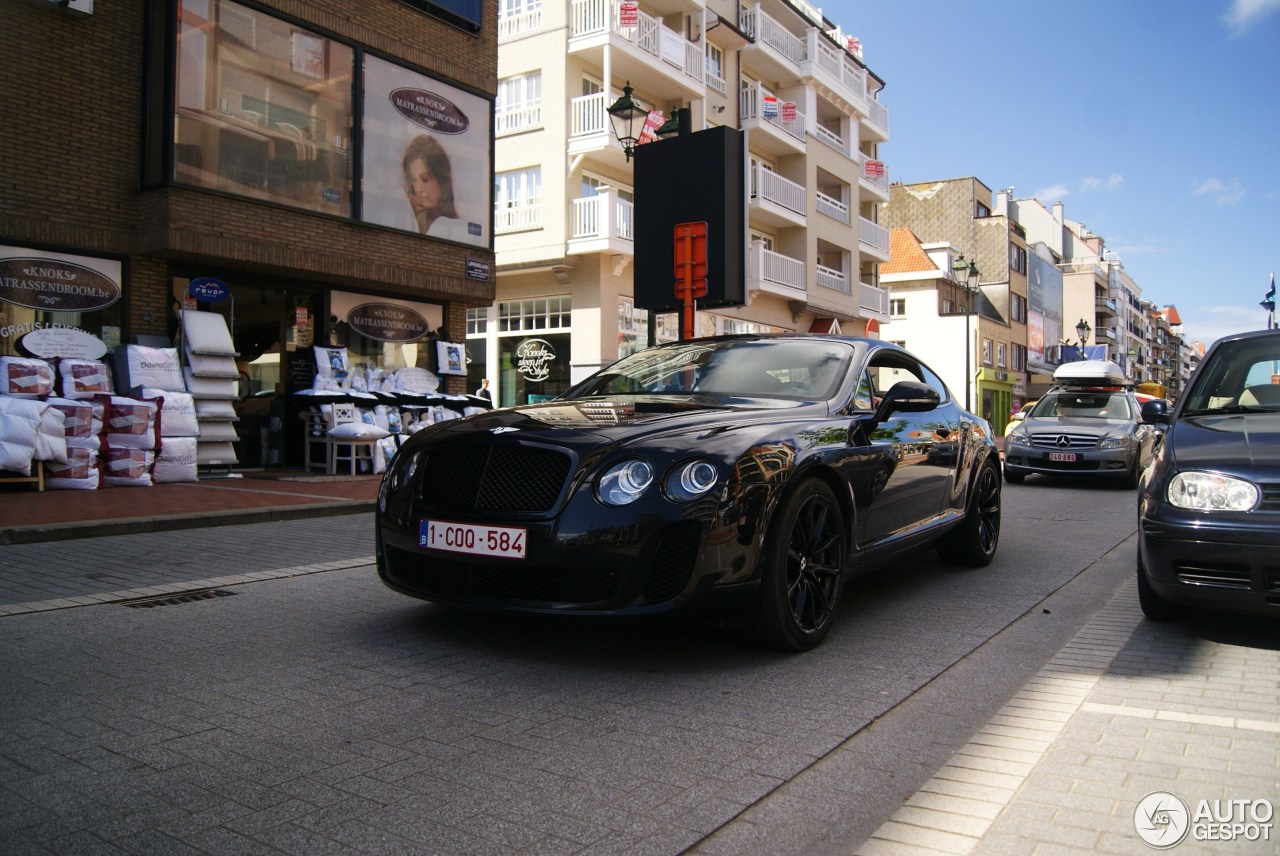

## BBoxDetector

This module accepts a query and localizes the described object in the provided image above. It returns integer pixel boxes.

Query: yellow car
[1004,399,1037,437]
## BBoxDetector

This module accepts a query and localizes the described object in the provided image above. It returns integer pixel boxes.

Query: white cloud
[1031,183,1070,203]
[1081,173,1124,192]
[1192,177,1247,205]
[1183,304,1274,346]
[1222,0,1280,35]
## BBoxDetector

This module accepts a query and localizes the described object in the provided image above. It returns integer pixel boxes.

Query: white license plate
[1048,452,1077,462]
[419,519,527,559]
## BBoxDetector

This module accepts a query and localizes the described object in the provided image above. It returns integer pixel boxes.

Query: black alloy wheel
[937,460,1001,567]
[757,480,846,651]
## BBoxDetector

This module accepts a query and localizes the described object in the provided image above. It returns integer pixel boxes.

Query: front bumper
[1139,508,1280,617]
[1003,444,1134,478]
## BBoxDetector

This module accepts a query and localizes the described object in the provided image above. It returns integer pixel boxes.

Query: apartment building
[881,178,1029,428]
[481,0,892,406]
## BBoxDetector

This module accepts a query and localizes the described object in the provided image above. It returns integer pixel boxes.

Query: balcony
[498,9,542,42]
[815,263,849,294]
[859,217,890,260]
[749,164,806,228]
[569,0,705,104]
[739,83,805,156]
[748,242,805,300]
[859,280,891,318]
[1095,295,1119,317]
[815,190,850,225]
[495,104,542,137]
[738,4,806,83]
[567,91,629,169]
[494,201,542,235]
[855,150,889,200]
[567,190,634,256]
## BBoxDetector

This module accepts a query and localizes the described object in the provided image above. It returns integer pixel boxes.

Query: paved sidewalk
[857,582,1279,855]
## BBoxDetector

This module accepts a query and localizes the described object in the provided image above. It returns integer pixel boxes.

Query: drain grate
[119,589,236,608]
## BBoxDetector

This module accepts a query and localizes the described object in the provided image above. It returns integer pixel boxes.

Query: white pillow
[0,356,54,398]
[184,351,239,378]
[124,345,184,392]
[181,309,236,355]
[58,359,113,399]
[141,388,199,437]
[328,422,389,440]
[395,366,439,394]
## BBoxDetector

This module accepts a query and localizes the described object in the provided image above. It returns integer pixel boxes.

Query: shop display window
[173,0,353,215]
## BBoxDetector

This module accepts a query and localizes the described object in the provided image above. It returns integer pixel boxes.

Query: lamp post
[1074,318,1092,361]
[606,81,646,162]
[951,254,980,412]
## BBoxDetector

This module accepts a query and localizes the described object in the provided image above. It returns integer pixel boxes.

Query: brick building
[2,0,496,467]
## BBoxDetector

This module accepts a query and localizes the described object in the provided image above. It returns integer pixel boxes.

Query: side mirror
[873,381,941,422]
[1141,398,1171,425]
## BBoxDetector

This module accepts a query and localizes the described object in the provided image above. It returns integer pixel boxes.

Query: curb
[0,500,374,546]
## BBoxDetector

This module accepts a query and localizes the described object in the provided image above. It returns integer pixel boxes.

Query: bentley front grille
[418,444,572,514]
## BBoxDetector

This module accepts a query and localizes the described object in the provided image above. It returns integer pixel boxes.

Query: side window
[866,352,950,404]
[853,369,877,410]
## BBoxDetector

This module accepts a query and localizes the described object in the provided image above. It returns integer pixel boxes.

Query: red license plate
[1048,452,1077,462]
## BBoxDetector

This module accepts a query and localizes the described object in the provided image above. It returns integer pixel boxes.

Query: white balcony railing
[498,10,542,42]
[570,0,703,85]
[751,165,806,216]
[750,242,805,291]
[570,92,609,138]
[751,6,807,67]
[813,123,846,156]
[815,264,849,294]
[739,84,805,143]
[495,201,542,234]
[570,194,634,242]
[815,191,850,224]
[859,217,890,255]
[706,69,727,94]
[495,104,542,137]
[806,30,867,107]
[859,281,891,316]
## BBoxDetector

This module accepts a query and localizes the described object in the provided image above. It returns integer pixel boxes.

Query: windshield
[1030,390,1134,420]
[565,339,855,400]
[1181,334,1280,413]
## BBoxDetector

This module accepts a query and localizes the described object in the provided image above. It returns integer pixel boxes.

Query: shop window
[171,0,354,216]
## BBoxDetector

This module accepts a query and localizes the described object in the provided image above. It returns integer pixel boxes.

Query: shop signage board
[0,247,122,312]
[21,327,108,360]
[188,277,230,303]
[346,302,430,343]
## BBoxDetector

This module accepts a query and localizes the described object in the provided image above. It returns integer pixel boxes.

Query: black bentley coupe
[376,335,1002,650]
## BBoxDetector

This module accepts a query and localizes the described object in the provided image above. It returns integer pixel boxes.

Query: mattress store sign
[346,302,430,343]
[515,338,556,382]
[0,247,122,312]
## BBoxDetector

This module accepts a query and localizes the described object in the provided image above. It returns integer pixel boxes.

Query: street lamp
[606,81,646,161]
[951,254,980,412]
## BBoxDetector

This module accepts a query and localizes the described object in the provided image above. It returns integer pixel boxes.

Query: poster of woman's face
[360,55,491,249]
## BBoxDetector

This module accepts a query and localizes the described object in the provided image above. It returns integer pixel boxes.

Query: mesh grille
[386,545,619,605]
[419,444,572,514]
[643,523,701,602]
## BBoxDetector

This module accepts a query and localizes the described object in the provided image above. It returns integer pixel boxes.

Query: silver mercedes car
[1003,362,1162,488]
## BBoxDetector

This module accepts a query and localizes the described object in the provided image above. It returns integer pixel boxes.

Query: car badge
[491,426,520,434]
[1056,435,1071,447]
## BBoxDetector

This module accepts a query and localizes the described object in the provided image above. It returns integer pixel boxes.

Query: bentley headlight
[1097,435,1133,450]
[597,459,654,506]
[379,448,423,508]
[1007,431,1033,448]
[1167,472,1259,511]
[665,459,719,502]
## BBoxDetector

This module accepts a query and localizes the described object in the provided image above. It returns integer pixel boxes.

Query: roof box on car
[1052,360,1126,387]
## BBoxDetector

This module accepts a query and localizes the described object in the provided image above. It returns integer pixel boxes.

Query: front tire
[937,460,1001,567]
[1137,555,1182,621]
[756,480,846,651]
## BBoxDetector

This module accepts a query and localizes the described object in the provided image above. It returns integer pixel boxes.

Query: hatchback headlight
[1007,431,1033,447]
[1167,472,1259,511]
[665,459,719,502]
[1097,435,1133,450]
[597,459,654,506]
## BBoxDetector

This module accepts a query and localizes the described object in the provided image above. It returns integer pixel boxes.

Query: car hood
[1021,416,1135,435]
[422,395,828,445]
[1166,411,1280,469]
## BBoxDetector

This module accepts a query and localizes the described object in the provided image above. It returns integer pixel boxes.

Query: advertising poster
[360,55,492,249]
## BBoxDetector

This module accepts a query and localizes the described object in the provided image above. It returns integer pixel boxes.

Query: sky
[827,0,1280,348]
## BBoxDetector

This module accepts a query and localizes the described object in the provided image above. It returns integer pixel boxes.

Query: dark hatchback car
[1137,328,1280,621]
[376,335,1002,650]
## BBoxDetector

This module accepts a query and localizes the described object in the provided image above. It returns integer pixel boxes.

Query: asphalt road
[0,480,1244,854]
